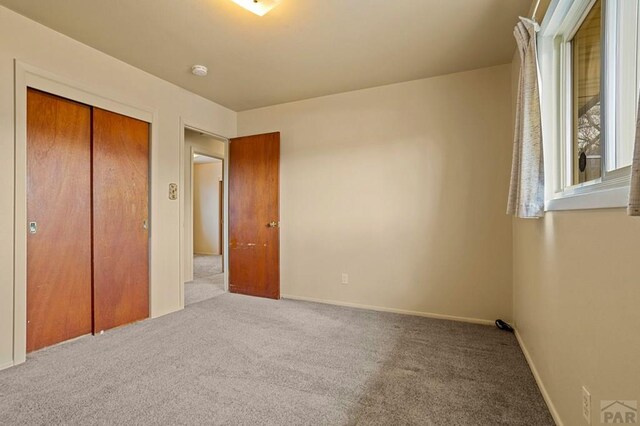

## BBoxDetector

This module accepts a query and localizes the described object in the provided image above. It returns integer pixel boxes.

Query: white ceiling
[0,0,531,111]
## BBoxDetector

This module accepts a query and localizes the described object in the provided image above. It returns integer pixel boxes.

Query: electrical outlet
[341,273,349,285]
[582,386,591,424]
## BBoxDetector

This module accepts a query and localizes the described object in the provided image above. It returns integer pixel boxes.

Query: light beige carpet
[0,293,553,425]
[185,255,225,306]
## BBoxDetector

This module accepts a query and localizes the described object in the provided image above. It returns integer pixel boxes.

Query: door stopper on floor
[495,319,514,332]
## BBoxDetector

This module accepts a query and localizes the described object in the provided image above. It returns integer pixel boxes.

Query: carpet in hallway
[185,254,225,306]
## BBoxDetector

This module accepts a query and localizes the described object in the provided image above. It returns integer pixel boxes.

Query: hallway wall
[183,130,225,282]
[193,162,223,255]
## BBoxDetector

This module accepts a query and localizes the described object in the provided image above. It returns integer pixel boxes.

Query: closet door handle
[143,220,148,230]
[29,221,38,234]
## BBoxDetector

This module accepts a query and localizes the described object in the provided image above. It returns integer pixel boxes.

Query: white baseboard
[514,329,562,426]
[0,360,14,371]
[281,294,495,326]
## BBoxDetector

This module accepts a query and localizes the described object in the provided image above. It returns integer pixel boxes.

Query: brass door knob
[268,221,279,228]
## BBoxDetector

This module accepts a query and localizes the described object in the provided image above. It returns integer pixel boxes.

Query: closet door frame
[13,61,156,365]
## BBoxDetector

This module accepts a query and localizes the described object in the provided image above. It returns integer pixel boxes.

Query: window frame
[539,0,640,211]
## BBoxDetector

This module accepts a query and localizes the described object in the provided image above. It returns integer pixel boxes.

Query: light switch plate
[169,183,178,200]
[582,386,591,424]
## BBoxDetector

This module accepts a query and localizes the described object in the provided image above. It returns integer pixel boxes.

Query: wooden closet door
[92,108,149,332]
[26,89,93,352]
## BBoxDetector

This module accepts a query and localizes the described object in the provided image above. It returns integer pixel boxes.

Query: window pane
[572,0,602,184]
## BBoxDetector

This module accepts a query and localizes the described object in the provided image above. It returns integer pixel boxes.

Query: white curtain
[507,18,545,218]
[629,95,640,216]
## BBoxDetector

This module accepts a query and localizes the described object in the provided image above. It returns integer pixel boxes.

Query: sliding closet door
[26,89,93,352]
[92,108,149,332]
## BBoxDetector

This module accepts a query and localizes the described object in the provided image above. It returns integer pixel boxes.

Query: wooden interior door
[26,89,93,352]
[229,132,280,299]
[92,108,149,332]
[219,179,224,263]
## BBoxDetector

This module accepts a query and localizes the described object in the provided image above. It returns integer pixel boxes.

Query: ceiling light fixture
[191,65,208,77]
[231,0,282,16]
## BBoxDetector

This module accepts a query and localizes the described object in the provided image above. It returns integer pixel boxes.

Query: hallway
[184,255,224,306]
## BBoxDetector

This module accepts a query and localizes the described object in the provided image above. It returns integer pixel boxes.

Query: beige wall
[183,130,225,282]
[513,211,640,425]
[0,6,236,369]
[193,162,223,255]
[238,65,514,323]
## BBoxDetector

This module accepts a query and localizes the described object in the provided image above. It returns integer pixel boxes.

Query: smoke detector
[191,65,208,77]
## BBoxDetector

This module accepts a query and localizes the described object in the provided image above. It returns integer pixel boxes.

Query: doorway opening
[183,128,226,306]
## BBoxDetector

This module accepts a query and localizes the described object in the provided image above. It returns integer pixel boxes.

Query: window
[572,0,602,185]
[539,0,640,210]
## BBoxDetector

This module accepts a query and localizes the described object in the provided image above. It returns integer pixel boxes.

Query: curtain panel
[507,18,545,218]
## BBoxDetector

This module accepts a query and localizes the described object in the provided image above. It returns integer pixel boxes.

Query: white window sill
[545,176,631,211]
